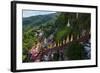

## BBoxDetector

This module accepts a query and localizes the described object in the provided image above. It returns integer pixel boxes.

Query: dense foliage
[64,42,85,60]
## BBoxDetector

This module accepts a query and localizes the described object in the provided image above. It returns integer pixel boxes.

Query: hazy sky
[23,10,56,17]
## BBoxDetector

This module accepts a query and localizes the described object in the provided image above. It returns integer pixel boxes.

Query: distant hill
[23,13,57,31]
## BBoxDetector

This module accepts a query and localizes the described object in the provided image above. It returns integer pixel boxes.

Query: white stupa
[67,19,70,27]
[76,13,78,19]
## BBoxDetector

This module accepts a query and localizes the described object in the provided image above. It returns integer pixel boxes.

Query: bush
[64,42,85,60]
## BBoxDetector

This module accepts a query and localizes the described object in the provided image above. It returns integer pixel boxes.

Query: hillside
[23,13,57,31]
